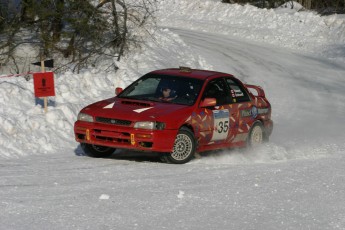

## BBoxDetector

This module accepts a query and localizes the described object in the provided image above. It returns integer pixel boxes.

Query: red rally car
[74,67,273,164]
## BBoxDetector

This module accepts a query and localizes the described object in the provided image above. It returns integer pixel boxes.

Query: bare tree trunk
[51,0,64,42]
[116,0,128,61]
[110,0,122,46]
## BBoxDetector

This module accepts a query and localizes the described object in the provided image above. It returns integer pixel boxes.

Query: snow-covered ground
[158,0,345,63]
[1,1,345,229]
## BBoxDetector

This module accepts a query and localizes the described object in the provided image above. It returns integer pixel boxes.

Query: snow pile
[0,70,112,157]
[158,0,345,62]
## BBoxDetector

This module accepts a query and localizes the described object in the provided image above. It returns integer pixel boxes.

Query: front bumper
[74,121,178,153]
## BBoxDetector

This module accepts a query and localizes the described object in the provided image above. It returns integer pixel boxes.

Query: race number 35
[211,109,230,141]
[217,120,229,133]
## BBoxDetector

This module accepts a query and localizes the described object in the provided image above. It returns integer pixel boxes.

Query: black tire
[247,121,264,147]
[162,127,196,164]
[81,143,115,158]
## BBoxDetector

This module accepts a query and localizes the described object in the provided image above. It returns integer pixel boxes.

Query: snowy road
[1,29,345,229]
[173,28,345,149]
[1,150,345,230]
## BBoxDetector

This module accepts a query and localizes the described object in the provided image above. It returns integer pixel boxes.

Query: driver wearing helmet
[159,86,177,101]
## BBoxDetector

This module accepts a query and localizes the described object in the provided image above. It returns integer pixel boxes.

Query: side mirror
[115,87,123,96]
[200,98,216,107]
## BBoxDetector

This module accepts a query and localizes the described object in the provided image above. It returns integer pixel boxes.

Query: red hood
[81,97,193,126]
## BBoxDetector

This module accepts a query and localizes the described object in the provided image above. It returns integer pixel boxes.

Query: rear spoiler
[244,84,266,98]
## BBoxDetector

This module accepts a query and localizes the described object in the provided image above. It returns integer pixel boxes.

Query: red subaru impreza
[74,67,273,163]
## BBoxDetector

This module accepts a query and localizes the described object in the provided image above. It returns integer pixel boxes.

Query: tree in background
[221,0,344,11]
[0,0,157,73]
[0,0,25,74]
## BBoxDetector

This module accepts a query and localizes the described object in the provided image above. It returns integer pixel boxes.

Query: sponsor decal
[231,89,236,98]
[231,89,237,102]
[234,89,244,97]
[251,106,258,118]
[241,106,269,118]
[241,109,251,117]
[258,108,269,114]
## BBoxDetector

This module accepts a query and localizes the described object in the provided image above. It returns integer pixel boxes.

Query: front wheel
[162,127,196,164]
[81,143,115,158]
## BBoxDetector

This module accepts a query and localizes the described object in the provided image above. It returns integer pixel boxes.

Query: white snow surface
[1,0,345,229]
[158,0,345,62]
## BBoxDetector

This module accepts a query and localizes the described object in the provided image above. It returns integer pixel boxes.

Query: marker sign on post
[33,72,55,97]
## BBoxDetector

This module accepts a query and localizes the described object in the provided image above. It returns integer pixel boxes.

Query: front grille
[96,117,132,126]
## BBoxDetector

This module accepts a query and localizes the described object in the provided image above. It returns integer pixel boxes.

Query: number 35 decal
[217,120,229,133]
[211,109,230,141]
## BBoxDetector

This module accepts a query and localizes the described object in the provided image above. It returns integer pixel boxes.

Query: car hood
[81,97,194,125]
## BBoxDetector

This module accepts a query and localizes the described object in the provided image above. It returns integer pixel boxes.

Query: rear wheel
[162,127,196,164]
[247,122,264,147]
[81,143,115,158]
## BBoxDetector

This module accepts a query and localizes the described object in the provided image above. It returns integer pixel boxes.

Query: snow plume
[192,143,344,165]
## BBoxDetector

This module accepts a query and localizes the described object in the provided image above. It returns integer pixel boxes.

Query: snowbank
[158,0,345,62]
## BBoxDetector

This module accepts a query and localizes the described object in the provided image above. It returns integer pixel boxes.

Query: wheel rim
[92,145,111,153]
[250,125,263,146]
[171,133,193,161]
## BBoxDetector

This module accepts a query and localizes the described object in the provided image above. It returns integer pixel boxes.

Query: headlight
[77,112,94,122]
[134,121,165,130]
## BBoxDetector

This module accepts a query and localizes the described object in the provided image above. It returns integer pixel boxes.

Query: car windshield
[118,74,204,105]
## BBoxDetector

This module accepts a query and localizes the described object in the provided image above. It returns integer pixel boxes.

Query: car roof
[149,68,234,80]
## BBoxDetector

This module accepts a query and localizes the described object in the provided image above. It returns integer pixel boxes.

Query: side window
[202,78,231,105]
[226,78,250,103]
